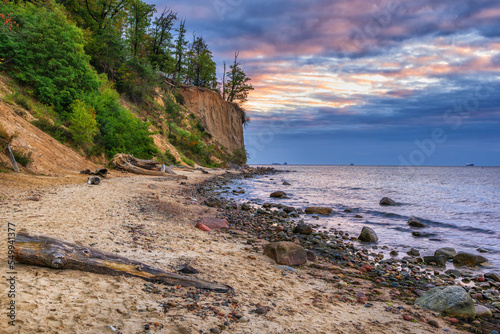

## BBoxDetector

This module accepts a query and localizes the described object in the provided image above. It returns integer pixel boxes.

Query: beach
[0,169,495,333]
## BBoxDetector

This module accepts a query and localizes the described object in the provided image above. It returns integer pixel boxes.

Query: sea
[222,165,500,271]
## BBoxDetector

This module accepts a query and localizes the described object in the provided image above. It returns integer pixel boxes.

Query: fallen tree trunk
[14,229,231,292]
[111,154,187,179]
[4,136,20,173]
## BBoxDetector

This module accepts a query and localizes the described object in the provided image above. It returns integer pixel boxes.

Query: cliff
[179,85,245,153]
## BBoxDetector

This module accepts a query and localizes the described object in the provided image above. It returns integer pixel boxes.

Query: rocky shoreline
[193,167,500,334]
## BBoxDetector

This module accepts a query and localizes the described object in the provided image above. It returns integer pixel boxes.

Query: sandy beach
[0,169,476,333]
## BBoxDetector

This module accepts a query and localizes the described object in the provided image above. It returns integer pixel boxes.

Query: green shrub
[228,148,248,166]
[181,156,194,167]
[68,100,99,150]
[31,118,71,144]
[12,148,33,167]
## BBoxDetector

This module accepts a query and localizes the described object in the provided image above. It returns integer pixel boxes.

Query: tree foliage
[184,35,217,90]
[224,51,254,104]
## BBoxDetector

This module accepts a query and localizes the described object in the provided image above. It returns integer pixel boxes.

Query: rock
[270,191,287,198]
[435,247,456,259]
[344,208,354,213]
[233,189,245,194]
[390,250,398,256]
[358,226,378,243]
[453,252,488,266]
[477,247,489,253]
[282,181,291,185]
[195,222,211,232]
[408,217,426,227]
[204,198,221,207]
[176,263,200,274]
[263,241,307,266]
[304,207,333,215]
[379,197,396,206]
[427,319,440,328]
[475,305,492,318]
[445,269,462,278]
[87,176,101,185]
[355,214,363,218]
[423,255,447,266]
[283,206,296,213]
[240,203,252,211]
[407,248,420,257]
[306,250,317,262]
[198,217,229,230]
[403,314,411,321]
[415,286,476,318]
[484,272,500,282]
[293,223,313,235]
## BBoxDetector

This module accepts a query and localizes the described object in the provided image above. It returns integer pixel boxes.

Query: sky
[154,0,500,166]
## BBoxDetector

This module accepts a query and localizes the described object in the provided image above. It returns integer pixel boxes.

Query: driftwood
[80,168,108,178]
[112,154,187,179]
[14,229,231,292]
[4,136,20,173]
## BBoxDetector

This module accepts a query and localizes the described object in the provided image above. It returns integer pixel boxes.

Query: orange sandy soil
[0,170,470,334]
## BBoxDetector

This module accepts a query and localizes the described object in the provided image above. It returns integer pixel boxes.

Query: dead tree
[4,136,20,173]
[14,229,231,292]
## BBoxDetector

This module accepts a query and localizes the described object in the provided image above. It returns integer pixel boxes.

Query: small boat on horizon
[465,163,474,166]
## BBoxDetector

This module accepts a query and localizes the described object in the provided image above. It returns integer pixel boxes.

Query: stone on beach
[263,241,307,266]
[293,223,313,235]
[379,197,396,206]
[484,272,500,282]
[198,217,229,230]
[204,197,222,207]
[358,226,378,243]
[195,222,211,232]
[283,206,296,213]
[453,252,488,266]
[270,191,287,198]
[435,247,457,259]
[304,207,333,215]
[415,286,476,318]
[474,305,493,318]
[407,248,420,257]
[408,217,426,227]
[423,255,447,266]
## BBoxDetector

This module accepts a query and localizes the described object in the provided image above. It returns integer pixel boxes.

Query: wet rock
[204,198,222,207]
[435,247,456,259]
[282,181,291,185]
[445,269,462,278]
[407,248,420,257]
[233,189,245,194]
[423,255,447,266]
[293,223,313,235]
[270,191,287,198]
[344,208,354,213]
[484,272,500,282]
[263,241,307,266]
[477,247,489,253]
[355,214,363,218]
[453,252,488,266]
[390,250,398,256]
[283,206,296,213]
[408,217,426,228]
[415,286,476,318]
[304,207,333,215]
[379,197,396,206]
[198,217,229,230]
[306,250,317,262]
[240,203,252,211]
[358,226,378,243]
[475,305,492,318]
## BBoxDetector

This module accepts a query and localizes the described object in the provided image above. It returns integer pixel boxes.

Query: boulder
[408,217,426,228]
[474,305,492,318]
[423,255,447,266]
[270,191,287,198]
[293,223,313,235]
[283,206,296,213]
[204,198,222,208]
[415,286,476,318]
[198,217,229,230]
[484,272,500,282]
[263,242,307,266]
[435,247,456,259]
[195,222,211,232]
[358,226,378,243]
[407,248,420,257]
[304,207,333,215]
[453,252,488,266]
[379,197,396,206]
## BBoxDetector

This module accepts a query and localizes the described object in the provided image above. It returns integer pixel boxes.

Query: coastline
[0,169,495,333]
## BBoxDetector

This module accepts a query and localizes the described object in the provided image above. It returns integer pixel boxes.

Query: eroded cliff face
[179,85,245,154]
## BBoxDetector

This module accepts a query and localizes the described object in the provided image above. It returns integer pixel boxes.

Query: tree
[148,7,177,73]
[225,51,253,104]
[173,18,187,83]
[68,100,99,150]
[184,35,217,90]
[82,0,129,34]
[127,0,155,58]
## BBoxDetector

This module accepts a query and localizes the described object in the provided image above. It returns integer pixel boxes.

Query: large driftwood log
[14,229,231,292]
[112,154,187,179]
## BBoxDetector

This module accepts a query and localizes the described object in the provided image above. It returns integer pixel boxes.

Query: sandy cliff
[179,85,245,153]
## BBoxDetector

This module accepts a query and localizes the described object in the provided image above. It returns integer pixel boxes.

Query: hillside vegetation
[0,0,251,167]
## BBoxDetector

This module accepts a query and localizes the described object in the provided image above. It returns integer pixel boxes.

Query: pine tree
[184,35,217,90]
[225,51,253,104]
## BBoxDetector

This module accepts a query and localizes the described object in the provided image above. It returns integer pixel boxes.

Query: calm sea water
[224,165,500,270]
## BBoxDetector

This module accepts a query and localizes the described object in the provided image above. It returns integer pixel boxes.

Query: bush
[31,118,71,144]
[12,148,33,167]
[181,156,194,167]
[68,100,99,150]
[228,148,248,166]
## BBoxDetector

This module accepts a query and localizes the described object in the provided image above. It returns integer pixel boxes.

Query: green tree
[184,35,217,90]
[148,7,177,73]
[173,18,187,83]
[127,0,154,58]
[225,51,254,104]
[68,100,99,149]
